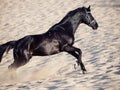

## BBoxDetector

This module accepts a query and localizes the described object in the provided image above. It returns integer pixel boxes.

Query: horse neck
[70,12,82,34]
[59,11,82,34]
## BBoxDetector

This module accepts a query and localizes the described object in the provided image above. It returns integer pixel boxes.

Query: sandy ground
[0,0,120,90]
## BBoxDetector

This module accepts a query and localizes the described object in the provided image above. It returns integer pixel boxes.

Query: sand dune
[0,0,120,90]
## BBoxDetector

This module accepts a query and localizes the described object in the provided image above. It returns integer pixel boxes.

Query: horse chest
[61,34,74,45]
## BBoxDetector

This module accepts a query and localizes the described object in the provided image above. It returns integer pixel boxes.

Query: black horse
[0,6,98,74]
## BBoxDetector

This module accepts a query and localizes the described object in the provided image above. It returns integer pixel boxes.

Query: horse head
[81,6,98,30]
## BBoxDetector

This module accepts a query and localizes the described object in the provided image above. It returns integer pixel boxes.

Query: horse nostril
[92,23,98,30]
[96,23,98,28]
[94,24,98,30]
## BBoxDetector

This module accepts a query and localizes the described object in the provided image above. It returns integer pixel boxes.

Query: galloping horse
[0,6,98,74]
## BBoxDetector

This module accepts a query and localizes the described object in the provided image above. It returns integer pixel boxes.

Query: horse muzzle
[90,20,98,30]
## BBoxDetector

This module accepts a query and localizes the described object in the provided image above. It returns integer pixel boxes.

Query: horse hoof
[82,71,86,74]
[82,69,87,74]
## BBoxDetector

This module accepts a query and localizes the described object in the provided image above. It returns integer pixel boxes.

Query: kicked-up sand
[0,0,120,90]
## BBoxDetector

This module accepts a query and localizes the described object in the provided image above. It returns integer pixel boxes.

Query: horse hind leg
[8,50,32,70]
[8,59,28,70]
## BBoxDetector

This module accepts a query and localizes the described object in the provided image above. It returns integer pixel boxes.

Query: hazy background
[0,0,120,90]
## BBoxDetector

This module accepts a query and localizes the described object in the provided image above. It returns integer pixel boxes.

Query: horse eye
[86,15,89,19]
[86,16,89,19]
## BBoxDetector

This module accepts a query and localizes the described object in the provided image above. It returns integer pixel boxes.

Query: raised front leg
[63,45,87,74]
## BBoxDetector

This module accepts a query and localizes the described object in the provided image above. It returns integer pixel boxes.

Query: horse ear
[87,5,91,11]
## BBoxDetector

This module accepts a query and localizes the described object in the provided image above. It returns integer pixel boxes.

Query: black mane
[59,7,85,24]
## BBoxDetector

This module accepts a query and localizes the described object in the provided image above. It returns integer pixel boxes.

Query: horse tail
[0,41,16,62]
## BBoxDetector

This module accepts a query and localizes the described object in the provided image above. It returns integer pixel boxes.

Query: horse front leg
[63,45,87,74]
[67,51,79,69]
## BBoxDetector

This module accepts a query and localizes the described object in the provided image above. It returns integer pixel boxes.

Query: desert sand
[0,0,120,90]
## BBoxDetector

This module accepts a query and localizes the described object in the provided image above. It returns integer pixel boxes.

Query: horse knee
[76,48,82,55]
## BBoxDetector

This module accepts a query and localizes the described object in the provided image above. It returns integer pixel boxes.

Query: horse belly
[33,40,60,56]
